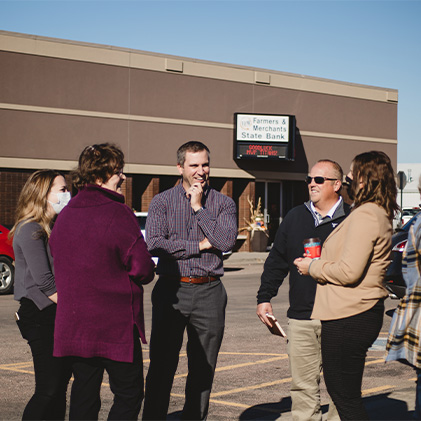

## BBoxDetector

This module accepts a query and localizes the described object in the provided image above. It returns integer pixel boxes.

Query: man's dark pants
[143,277,227,420]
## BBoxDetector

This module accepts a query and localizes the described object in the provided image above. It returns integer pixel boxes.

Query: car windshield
[403,209,419,216]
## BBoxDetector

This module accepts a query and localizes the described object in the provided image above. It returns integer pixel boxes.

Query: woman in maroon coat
[50,143,155,420]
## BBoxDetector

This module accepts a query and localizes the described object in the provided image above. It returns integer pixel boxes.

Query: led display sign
[235,113,295,160]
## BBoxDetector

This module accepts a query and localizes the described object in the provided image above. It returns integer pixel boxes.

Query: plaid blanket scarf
[386,215,421,368]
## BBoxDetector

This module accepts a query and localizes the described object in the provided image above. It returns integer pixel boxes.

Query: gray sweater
[13,221,56,310]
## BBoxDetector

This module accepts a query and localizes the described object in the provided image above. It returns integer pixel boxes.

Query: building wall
[0,31,399,250]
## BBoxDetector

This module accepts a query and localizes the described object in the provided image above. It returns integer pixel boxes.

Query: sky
[1,0,420,163]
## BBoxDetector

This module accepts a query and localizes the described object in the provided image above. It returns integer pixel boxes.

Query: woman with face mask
[9,169,72,420]
[294,151,399,420]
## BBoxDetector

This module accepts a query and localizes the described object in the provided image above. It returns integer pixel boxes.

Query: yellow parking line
[0,362,33,368]
[170,394,254,410]
[0,352,400,409]
[211,377,292,397]
[0,353,411,419]
[208,398,250,409]
[0,361,34,374]
[210,398,287,414]
[170,393,185,398]
[0,368,35,375]
[365,358,386,366]
[213,358,390,399]
[219,351,285,357]
[144,351,284,364]
[362,385,394,395]
[174,355,287,379]
[215,356,288,372]
[170,392,252,409]
[196,385,398,415]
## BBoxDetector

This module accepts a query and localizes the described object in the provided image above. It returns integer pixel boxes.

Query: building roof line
[0,30,398,103]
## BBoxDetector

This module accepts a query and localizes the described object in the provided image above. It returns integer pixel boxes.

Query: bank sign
[235,113,295,160]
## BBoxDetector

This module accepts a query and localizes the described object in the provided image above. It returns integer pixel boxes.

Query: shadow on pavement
[385,309,397,318]
[224,267,244,272]
[365,392,413,420]
[239,397,291,420]
[237,393,413,420]
[167,410,182,419]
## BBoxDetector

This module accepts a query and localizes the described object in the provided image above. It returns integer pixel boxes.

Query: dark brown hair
[177,141,210,166]
[351,151,399,220]
[9,169,63,239]
[72,143,124,190]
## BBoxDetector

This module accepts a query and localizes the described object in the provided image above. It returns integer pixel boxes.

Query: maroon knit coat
[50,185,155,363]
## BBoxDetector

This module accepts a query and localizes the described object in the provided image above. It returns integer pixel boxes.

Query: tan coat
[310,202,391,321]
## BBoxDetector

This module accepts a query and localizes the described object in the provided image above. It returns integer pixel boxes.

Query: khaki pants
[287,318,339,421]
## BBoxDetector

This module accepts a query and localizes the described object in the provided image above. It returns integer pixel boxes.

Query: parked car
[401,207,420,227]
[135,211,148,238]
[135,212,158,266]
[0,224,15,295]
[384,211,421,299]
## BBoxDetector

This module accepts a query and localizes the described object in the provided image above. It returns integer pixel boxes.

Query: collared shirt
[146,182,237,278]
[310,196,343,227]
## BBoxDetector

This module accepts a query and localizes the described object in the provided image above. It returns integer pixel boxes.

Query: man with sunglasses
[257,160,350,421]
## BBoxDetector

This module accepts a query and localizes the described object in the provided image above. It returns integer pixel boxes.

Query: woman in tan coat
[295,151,398,420]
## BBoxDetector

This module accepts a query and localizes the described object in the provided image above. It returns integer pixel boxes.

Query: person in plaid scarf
[386,175,421,419]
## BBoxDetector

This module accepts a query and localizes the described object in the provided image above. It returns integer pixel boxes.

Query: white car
[400,207,420,227]
[135,212,158,265]
[135,211,148,239]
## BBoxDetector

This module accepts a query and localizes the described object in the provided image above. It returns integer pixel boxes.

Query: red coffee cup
[303,238,321,259]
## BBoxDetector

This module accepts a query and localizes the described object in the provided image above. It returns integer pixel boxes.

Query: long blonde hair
[9,169,63,240]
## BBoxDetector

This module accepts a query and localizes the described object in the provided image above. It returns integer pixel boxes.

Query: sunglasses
[305,176,338,185]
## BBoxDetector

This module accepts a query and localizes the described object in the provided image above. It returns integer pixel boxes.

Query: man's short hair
[177,141,210,166]
[316,159,344,182]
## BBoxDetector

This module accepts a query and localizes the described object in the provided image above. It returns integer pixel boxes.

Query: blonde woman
[10,169,71,420]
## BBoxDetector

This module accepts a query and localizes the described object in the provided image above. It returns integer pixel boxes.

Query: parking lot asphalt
[0,251,417,420]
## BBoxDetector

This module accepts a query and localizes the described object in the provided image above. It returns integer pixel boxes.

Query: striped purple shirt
[146,183,237,277]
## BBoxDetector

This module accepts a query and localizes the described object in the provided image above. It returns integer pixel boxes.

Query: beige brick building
[0,31,398,250]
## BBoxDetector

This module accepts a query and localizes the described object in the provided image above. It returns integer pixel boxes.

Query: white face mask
[48,191,71,214]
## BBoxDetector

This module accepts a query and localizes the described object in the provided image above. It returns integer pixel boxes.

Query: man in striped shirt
[143,141,237,420]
